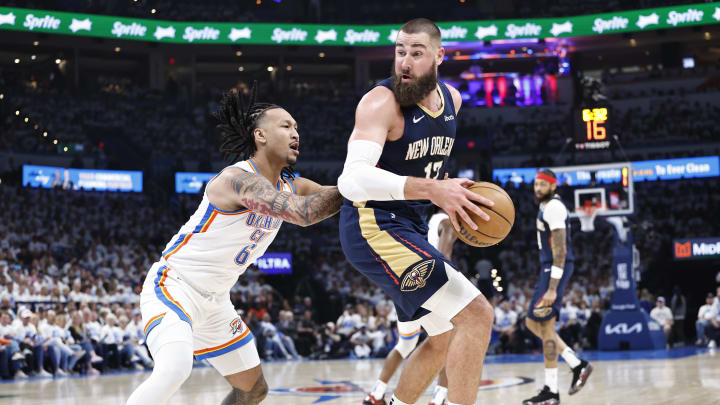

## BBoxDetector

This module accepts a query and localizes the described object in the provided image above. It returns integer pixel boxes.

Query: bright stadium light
[267,66,274,72]
[43,132,48,137]
[235,51,243,56]
[14,58,20,64]
[55,59,61,64]
[33,41,39,46]
[31,55,36,60]
[238,66,244,72]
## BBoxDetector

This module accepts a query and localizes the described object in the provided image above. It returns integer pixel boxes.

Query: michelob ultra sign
[1,3,719,45]
[674,238,720,260]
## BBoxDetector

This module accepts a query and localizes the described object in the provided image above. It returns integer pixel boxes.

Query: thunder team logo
[271,378,533,403]
[229,318,244,336]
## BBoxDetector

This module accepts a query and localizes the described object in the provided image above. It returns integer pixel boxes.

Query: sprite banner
[0,3,719,46]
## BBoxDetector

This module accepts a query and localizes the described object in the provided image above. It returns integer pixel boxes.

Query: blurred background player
[363,207,455,405]
[523,169,592,405]
[126,85,343,405]
[339,18,495,405]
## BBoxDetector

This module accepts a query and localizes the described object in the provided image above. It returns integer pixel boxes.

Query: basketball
[453,182,515,247]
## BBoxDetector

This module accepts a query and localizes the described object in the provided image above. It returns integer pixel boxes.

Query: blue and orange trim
[153,266,193,327]
[194,327,254,360]
[399,328,421,340]
[143,312,166,340]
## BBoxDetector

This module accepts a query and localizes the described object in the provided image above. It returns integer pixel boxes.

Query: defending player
[363,209,455,405]
[126,84,343,405]
[522,169,592,405]
[338,18,495,405]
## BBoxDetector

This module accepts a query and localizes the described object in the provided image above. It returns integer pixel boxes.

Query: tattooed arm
[207,168,342,227]
[547,228,567,291]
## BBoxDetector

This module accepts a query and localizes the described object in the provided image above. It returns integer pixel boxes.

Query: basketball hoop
[577,205,600,232]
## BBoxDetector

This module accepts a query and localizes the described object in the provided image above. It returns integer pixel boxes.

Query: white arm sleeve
[337,140,408,202]
[543,199,568,230]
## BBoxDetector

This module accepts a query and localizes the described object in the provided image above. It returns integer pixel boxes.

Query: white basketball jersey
[158,159,295,294]
[427,212,449,249]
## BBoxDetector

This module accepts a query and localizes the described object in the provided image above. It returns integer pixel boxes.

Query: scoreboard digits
[575,106,612,150]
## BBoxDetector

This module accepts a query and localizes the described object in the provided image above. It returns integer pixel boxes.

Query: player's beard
[534,190,554,205]
[391,61,438,107]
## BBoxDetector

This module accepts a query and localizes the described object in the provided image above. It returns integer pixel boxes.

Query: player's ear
[253,128,267,146]
[436,46,445,66]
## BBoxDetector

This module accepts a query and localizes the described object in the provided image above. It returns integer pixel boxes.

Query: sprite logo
[505,23,541,38]
[111,21,147,38]
[592,16,629,33]
[666,9,704,26]
[271,27,307,43]
[344,29,379,44]
[440,25,467,40]
[183,26,220,42]
[474,24,498,39]
[23,14,61,30]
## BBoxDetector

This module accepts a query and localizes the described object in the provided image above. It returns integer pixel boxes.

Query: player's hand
[536,289,557,309]
[429,177,494,231]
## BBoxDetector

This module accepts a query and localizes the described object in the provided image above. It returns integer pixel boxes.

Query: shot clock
[575,106,612,150]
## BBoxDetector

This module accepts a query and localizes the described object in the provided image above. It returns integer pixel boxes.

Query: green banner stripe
[0,3,718,46]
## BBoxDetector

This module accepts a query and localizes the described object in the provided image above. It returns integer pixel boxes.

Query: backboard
[550,162,634,218]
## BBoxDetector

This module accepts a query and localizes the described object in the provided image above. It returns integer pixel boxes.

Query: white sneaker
[37,369,53,378]
[11,352,25,361]
[56,369,68,376]
[14,370,29,379]
[709,340,717,349]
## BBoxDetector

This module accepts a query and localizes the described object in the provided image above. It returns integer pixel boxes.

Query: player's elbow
[337,171,364,202]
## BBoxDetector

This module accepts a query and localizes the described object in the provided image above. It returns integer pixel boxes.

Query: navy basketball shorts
[339,204,480,336]
[527,262,574,322]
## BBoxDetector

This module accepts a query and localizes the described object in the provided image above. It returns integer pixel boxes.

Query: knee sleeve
[393,335,419,359]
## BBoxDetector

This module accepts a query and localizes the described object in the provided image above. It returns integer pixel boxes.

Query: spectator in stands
[650,297,673,347]
[349,324,373,359]
[696,293,716,346]
[296,309,318,357]
[493,299,518,353]
[670,287,687,345]
[12,309,53,377]
[68,311,102,375]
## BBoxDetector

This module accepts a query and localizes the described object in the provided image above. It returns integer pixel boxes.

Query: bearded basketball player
[522,169,593,405]
[338,18,495,405]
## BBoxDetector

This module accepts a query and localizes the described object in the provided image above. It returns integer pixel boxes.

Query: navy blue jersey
[536,196,575,265]
[343,77,458,230]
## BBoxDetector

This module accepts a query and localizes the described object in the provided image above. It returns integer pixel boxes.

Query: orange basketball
[453,182,515,247]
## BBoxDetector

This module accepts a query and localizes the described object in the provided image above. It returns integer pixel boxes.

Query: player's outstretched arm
[208,168,342,227]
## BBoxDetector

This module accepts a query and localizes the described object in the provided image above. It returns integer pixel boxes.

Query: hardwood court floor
[1,348,719,404]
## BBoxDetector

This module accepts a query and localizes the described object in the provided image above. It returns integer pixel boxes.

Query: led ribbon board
[22,165,142,192]
[1,3,719,45]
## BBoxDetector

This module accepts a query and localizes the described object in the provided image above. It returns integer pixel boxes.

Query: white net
[577,206,600,232]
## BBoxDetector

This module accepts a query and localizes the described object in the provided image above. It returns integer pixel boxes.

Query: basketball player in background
[338,18,495,405]
[126,84,342,405]
[363,208,455,405]
[522,169,592,405]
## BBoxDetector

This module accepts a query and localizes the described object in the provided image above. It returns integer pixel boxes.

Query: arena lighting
[0,94,4,99]
[53,139,58,145]
[630,38,637,47]
[14,58,19,64]
[63,146,68,152]
[169,57,175,64]
[31,55,36,60]
[235,50,242,56]
[238,66,244,71]
[267,66,274,72]
[151,8,156,14]
[33,41,39,46]
[43,131,48,137]
[55,59,61,64]
[24,117,29,123]
[497,287,503,292]
[114,47,121,52]
[15,110,19,116]
[705,32,711,40]
[318,52,325,58]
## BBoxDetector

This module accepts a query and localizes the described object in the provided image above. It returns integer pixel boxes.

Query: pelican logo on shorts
[400,259,435,292]
[229,318,244,336]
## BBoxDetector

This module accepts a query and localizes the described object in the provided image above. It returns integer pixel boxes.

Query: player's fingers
[447,211,462,233]
[465,190,495,207]
[457,178,475,187]
[456,207,477,230]
[464,199,490,221]
[443,172,449,180]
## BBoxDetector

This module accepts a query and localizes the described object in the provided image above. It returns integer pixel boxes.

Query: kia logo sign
[674,238,720,260]
[605,322,642,335]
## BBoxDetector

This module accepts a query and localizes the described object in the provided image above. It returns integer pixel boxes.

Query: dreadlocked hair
[215,82,295,180]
